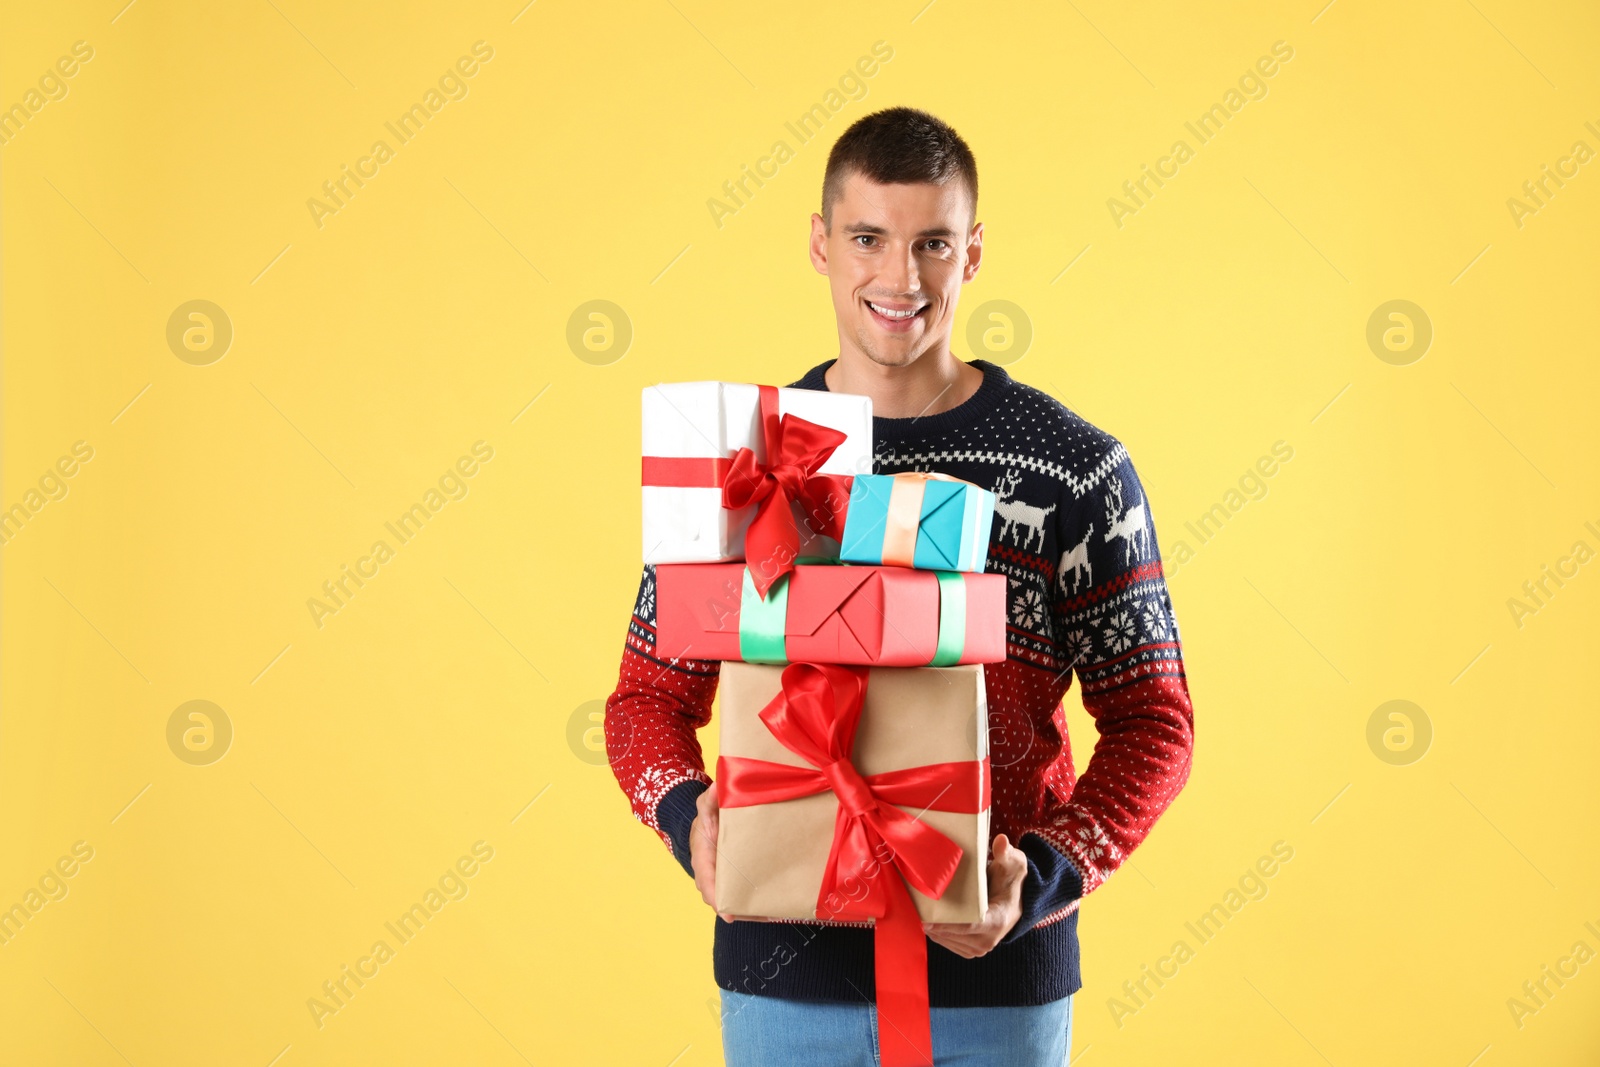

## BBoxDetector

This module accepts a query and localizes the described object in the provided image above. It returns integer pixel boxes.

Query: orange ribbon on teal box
[839,472,995,572]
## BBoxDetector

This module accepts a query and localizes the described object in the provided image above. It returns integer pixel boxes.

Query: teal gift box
[839,472,995,572]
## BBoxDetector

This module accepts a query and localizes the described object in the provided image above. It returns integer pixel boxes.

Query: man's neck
[823,348,984,419]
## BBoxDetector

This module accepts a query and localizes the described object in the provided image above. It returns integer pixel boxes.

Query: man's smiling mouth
[865,300,927,322]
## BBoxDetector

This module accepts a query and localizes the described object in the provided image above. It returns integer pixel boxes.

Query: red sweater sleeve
[604,564,721,858]
[1033,446,1196,897]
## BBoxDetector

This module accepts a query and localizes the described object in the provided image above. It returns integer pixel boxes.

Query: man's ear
[809,212,830,275]
[962,221,984,283]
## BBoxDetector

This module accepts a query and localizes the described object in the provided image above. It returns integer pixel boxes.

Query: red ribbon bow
[716,663,991,1067]
[721,385,853,597]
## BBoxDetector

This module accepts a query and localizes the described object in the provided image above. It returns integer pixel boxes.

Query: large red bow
[716,663,991,1067]
[721,386,853,597]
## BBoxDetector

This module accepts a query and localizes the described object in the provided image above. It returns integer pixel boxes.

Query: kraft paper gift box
[839,471,996,572]
[653,563,1007,667]
[640,381,872,570]
[713,661,991,925]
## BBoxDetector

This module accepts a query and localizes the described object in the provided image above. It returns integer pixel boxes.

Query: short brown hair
[821,107,978,230]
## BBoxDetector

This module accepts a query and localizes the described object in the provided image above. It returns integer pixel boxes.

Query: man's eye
[926,239,948,252]
[854,235,876,247]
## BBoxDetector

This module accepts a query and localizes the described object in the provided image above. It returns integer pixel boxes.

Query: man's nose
[879,242,920,294]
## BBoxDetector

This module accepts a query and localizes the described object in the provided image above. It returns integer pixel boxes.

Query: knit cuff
[657,778,711,880]
[1002,832,1085,944]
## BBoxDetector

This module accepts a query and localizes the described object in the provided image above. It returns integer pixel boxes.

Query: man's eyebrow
[841,222,960,238]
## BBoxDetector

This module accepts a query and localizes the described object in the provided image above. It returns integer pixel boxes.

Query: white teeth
[869,301,921,319]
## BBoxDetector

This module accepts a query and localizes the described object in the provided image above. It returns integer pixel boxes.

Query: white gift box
[641,381,873,564]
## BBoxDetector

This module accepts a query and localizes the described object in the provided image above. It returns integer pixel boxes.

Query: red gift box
[653,563,1007,666]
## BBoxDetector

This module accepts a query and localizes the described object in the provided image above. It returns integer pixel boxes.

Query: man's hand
[690,783,769,924]
[689,782,733,920]
[923,833,1028,958]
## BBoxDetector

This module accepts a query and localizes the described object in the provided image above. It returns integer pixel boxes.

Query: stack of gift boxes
[640,379,1006,1066]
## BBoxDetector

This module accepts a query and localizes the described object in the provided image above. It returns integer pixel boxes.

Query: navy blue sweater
[609,358,1196,1006]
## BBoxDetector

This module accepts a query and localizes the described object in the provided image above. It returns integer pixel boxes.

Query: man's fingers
[922,836,1023,960]
[924,921,998,951]
[927,931,981,948]
[926,932,988,959]
[989,834,1025,875]
[994,861,1024,895]
[697,806,719,836]
[690,790,721,912]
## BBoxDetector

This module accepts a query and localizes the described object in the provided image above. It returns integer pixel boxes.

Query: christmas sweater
[604,358,1195,1006]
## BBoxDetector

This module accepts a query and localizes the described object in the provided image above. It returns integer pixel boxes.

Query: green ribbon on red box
[737,566,967,667]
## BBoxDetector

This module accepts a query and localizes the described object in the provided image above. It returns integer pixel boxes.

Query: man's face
[809,173,982,369]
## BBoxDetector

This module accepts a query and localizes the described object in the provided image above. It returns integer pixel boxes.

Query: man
[606,107,1195,1066]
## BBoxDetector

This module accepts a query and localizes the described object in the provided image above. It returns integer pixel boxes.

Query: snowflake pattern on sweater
[605,358,1195,1004]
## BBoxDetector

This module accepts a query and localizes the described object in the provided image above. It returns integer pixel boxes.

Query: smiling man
[606,107,1196,1066]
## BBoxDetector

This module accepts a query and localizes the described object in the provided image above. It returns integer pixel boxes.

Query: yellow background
[3,0,1598,1063]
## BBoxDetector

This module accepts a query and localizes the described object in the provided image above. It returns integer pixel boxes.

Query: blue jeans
[719,988,1074,1066]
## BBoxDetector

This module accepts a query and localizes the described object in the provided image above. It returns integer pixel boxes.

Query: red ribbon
[723,386,853,596]
[716,663,991,1067]
[638,385,853,595]
[639,456,733,488]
